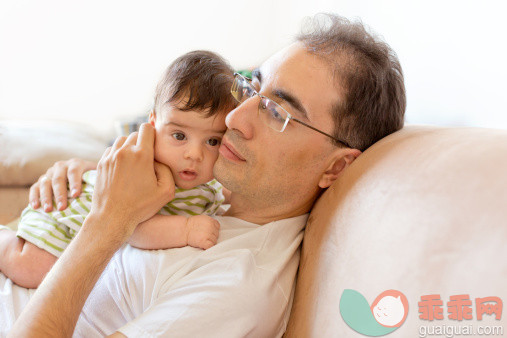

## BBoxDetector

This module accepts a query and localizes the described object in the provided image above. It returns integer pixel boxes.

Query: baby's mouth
[179,169,198,181]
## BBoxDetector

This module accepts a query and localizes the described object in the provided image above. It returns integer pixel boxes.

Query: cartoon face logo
[371,290,409,327]
[340,289,409,336]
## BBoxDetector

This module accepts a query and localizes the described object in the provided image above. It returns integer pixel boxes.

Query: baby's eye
[206,138,220,146]
[172,132,186,141]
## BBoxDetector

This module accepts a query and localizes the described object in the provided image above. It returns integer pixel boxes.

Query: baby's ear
[318,148,361,188]
[149,110,156,127]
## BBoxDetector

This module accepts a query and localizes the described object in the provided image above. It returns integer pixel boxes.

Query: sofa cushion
[286,125,507,336]
[0,120,107,186]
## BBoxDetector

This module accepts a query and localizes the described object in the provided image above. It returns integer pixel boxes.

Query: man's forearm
[8,213,129,337]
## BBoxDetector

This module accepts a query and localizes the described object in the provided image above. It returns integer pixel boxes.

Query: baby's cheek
[201,165,216,182]
[202,153,218,181]
[153,135,173,162]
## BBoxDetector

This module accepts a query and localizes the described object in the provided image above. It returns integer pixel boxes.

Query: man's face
[214,43,344,217]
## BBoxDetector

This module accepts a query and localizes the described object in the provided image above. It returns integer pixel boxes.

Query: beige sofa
[286,125,507,337]
[2,123,506,336]
[0,121,107,224]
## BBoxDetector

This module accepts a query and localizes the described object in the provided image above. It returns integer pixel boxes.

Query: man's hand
[89,123,175,244]
[9,124,173,338]
[186,215,220,250]
[29,158,97,212]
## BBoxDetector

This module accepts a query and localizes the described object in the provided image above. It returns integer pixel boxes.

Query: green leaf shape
[339,289,398,337]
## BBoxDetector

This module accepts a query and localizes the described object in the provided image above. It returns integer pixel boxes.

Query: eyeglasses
[230,73,352,148]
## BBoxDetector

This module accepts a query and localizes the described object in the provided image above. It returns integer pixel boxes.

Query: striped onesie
[16,170,224,257]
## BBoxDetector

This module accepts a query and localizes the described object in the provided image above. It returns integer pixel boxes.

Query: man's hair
[297,14,406,151]
[154,50,237,118]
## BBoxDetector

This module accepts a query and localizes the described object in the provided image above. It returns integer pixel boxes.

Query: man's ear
[318,148,362,188]
[149,110,156,127]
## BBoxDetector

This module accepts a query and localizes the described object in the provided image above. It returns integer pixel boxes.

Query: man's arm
[9,213,127,337]
[8,124,174,337]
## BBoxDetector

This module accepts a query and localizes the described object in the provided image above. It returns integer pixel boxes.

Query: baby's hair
[154,50,237,118]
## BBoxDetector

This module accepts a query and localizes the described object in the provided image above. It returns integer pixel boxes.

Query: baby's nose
[184,143,203,161]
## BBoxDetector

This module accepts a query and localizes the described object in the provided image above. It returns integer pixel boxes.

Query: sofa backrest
[285,125,507,337]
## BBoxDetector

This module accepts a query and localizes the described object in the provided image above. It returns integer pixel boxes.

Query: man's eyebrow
[252,68,308,119]
[272,89,309,120]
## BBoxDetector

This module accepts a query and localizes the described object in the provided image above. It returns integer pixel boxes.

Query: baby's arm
[0,171,95,289]
[0,228,57,289]
[128,214,220,250]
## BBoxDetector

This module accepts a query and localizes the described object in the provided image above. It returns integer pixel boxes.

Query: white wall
[1,0,506,138]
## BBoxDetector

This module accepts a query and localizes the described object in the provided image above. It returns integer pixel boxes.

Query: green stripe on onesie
[16,171,225,257]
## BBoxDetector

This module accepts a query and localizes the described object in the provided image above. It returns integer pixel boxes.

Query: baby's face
[150,103,227,189]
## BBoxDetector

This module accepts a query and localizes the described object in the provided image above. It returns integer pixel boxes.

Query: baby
[0,50,237,289]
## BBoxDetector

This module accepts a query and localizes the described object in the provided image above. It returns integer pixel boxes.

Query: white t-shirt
[0,214,307,337]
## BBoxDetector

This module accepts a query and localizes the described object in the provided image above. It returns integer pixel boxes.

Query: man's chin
[213,155,227,178]
[213,157,240,192]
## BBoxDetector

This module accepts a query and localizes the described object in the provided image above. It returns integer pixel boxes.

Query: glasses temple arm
[291,117,352,148]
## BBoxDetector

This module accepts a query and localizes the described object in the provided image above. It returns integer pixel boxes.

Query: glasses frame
[231,73,352,148]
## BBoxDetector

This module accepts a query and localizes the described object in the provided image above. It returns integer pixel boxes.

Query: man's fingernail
[44,203,51,211]
[71,189,78,197]
[57,202,64,210]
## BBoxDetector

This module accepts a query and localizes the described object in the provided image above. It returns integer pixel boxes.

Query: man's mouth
[219,139,246,163]
[179,169,198,181]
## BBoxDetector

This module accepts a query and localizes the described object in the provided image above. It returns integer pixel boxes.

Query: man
[5,14,405,337]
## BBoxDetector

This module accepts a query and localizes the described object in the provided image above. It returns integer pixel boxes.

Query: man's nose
[225,96,259,140]
[184,142,204,162]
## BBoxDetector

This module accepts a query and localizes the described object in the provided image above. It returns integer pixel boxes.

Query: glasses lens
[258,97,288,132]
[231,75,256,103]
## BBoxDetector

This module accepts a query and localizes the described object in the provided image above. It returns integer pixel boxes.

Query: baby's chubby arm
[128,214,220,250]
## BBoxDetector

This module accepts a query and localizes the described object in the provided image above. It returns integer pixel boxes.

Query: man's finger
[67,165,84,198]
[39,175,54,212]
[67,159,95,198]
[111,136,127,152]
[52,163,69,210]
[153,161,175,201]
[136,123,155,156]
[102,146,112,158]
[154,161,174,185]
[123,131,139,147]
[29,182,41,209]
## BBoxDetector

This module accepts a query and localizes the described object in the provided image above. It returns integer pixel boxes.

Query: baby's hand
[186,215,220,250]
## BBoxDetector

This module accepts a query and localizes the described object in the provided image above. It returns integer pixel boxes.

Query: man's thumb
[154,161,175,200]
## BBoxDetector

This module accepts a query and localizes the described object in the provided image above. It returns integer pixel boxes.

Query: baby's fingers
[201,239,216,250]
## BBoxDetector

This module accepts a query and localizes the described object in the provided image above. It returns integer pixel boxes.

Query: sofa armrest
[286,125,507,336]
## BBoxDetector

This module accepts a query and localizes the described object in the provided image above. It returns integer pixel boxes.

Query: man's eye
[267,106,284,122]
[245,86,256,98]
[172,133,186,141]
[207,138,220,146]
